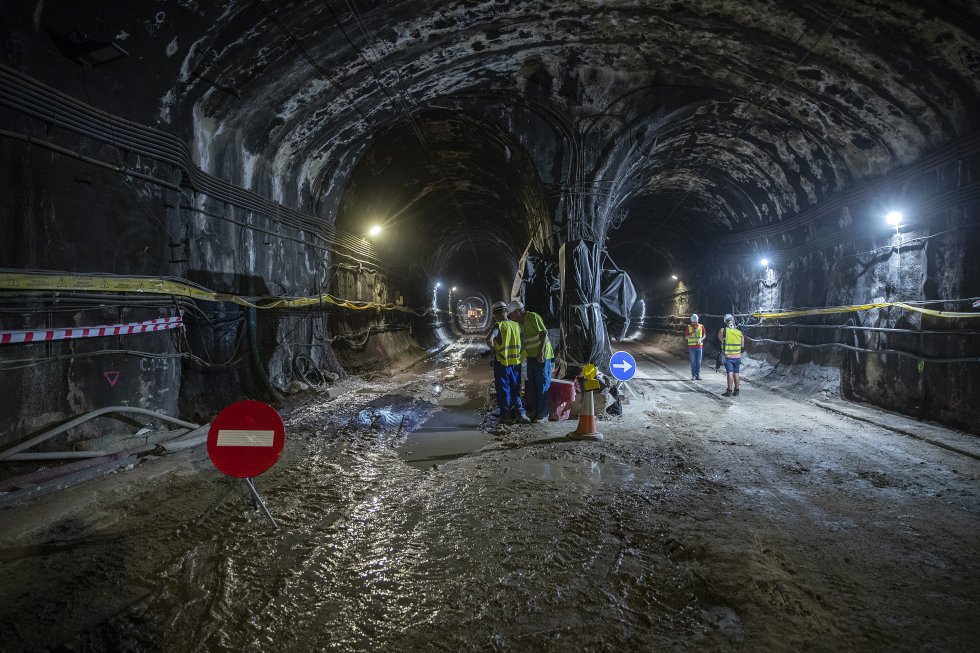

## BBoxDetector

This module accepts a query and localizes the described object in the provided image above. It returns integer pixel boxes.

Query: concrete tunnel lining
[332,110,554,299]
[0,0,975,456]
[0,0,979,649]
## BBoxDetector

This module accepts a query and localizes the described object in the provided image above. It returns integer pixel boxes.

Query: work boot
[723,389,732,397]
[733,388,740,397]
[517,412,531,424]
[695,375,702,380]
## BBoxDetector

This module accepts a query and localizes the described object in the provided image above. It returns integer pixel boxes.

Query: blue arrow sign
[609,350,637,382]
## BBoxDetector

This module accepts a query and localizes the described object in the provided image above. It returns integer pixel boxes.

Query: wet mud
[0,339,978,651]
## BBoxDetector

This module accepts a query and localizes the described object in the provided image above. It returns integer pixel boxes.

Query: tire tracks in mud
[13,340,480,651]
[630,348,980,651]
[10,338,978,651]
[190,350,480,647]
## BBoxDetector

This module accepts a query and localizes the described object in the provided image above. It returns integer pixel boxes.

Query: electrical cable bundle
[639,301,980,364]
[0,269,442,315]
[0,64,379,264]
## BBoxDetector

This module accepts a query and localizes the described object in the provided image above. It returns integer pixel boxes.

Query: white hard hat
[724,313,734,323]
[509,300,524,314]
[491,301,509,313]
[691,313,699,322]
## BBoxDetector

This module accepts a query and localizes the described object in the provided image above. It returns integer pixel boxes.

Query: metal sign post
[204,400,285,530]
[244,478,279,529]
[616,380,639,400]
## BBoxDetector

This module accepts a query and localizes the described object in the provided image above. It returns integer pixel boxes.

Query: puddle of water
[398,408,492,468]
[20,337,715,652]
[396,339,495,468]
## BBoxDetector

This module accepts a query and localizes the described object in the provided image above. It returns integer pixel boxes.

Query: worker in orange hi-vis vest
[684,313,706,380]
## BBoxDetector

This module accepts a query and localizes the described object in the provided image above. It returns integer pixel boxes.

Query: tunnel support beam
[558,240,610,377]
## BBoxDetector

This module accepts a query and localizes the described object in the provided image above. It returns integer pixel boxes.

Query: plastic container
[548,379,577,421]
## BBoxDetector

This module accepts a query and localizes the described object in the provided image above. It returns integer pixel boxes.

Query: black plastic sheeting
[513,249,560,327]
[600,267,637,340]
[516,244,635,373]
[559,240,610,374]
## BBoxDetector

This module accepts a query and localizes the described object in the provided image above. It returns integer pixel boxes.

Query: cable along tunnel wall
[636,139,980,435]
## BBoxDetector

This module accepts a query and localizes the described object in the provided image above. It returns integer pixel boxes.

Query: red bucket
[548,379,577,421]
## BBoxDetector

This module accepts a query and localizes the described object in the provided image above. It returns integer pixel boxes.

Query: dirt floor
[0,336,978,651]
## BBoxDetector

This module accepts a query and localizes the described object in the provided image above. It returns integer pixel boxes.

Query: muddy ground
[0,337,977,651]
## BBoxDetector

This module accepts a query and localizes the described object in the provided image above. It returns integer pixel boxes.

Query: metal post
[617,381,638,399]
[245,477,279,529]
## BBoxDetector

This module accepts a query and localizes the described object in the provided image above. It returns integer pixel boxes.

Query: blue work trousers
[525,357,553,420]
[493,361,524,417]
[689,347,703,378]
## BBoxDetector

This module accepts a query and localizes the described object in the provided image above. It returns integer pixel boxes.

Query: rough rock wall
[0,72,435,454]
[0,132,183,447]
[0,126,442,451]
[678,149,980,434]
[327,265,453,374]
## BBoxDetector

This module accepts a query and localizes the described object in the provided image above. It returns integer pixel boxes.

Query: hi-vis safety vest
[687,324,704,347]
[723,327,743,359]
[495,320,522,366]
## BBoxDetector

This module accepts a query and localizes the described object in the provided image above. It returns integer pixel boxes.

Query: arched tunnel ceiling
[334,110,552,297]
[16,0,979,280]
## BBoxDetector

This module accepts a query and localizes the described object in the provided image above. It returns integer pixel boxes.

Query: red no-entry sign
[207,400,285,478]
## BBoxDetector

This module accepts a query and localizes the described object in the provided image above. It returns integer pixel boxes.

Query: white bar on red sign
[216,430,276,447]
[0,316,182,346]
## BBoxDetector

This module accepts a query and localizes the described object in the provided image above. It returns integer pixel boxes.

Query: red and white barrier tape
[0,316,182,345]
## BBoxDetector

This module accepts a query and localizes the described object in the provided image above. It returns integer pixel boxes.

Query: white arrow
[612,360,633,373]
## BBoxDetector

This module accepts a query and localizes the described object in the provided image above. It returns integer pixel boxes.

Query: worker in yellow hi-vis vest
[508,300,554,422]
[486,301,530,424]
[717,313,745,397]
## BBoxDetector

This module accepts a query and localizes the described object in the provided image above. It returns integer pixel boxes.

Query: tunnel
[1,1,979,650]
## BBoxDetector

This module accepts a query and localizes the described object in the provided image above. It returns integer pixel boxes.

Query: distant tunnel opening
[331,110,554,355]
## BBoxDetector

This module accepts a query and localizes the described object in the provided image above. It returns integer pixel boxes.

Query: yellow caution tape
[5,273,973,319]
[752,301,980,320]
[0,272,426,314]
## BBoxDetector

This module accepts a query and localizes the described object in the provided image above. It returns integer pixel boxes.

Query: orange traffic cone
[568,389,603,440]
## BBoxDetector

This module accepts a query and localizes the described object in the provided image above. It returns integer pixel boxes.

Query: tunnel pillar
[558,240,610,377]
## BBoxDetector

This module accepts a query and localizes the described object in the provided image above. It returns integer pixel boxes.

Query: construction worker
[684,313,705,380]
[718,313,745,396]
[508,300,554,422]
[486,301,530,424]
